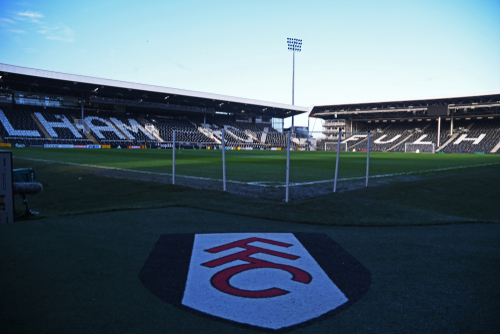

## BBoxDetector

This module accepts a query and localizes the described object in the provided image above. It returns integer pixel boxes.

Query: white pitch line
[13,156,252,185]
[281,161,500,187]
[15,157,500,188]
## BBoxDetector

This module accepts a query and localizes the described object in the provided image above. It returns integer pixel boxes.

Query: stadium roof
[0,63,307,118]
[309,91,500,120]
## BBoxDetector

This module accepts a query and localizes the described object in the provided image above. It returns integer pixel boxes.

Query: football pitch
[1,148,500,333]
[6,147,500,223]
[10,147,500,184]
[10,147,500,200]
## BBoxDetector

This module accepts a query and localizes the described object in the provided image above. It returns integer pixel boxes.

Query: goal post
[405,143,436,154]
[333,130,370,192]
[325,141,348,151]
[145,123,160,137]
[302,130,371,195]
[74,119,90,134]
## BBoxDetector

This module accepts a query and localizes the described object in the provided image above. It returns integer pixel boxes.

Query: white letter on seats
[341,135,367,143]
[412,135,433,145]
[453,134,486,145]
[374,134,401,144]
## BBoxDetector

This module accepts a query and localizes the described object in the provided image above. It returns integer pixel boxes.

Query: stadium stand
[263,127,287,147]
[1,103,499,153]
[109,116,156,143]
[144,116,209,147]
[341,120,500,154]
[0,107,42,140]
[203,116,257,147]
[82,115,128,146]
[441,119,500,153]
[33,110,92,145]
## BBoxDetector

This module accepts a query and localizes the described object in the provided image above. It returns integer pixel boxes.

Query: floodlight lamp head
[93,88,98,92]
[287,37,302,51]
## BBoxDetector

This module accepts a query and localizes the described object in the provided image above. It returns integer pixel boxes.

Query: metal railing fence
[171,130,370,201]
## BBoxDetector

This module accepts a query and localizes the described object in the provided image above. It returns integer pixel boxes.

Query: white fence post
[172,130,176,185]
[222,128,226,191]
[366,132,370,187]
[334,130,341,193]
[286,130,290,202]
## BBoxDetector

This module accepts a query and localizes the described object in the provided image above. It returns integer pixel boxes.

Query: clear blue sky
[1,0,499,129]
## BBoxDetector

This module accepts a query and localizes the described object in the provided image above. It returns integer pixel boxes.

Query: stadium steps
[436,123,472,152]
[69,116,99,144]
[348,137,368,150]
[385,124,431,151]
[227,124,250,145]
[137,116,148,126]
[148,128,165,142]
[222,125,249,145]
[31,113,52,140]
[387,132,416,151]
[189,118,220,144]
[111,121,133,141]
[348,138,367,150]
[261,128,268,144]
[490,140,500,153]
[198,126,221,144]
[137,119,164,142]
[225,130,245,145]
[192,118,222,144]
[234,124,267,146]
[245,130,267,146]
[84,132,99,144]
[414,123,431,135]
[437,133,459,152]
[435,123,475,152]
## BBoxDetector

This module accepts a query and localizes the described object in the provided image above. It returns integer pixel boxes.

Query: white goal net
[405,143,436,153]
[74,119,90,134]
[324,142,348,151]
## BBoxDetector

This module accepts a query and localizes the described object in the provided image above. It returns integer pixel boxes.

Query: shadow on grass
[12,158,500,226]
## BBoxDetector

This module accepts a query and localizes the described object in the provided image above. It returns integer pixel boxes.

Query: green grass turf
[8,147,500,183]
[1,208,499,333]
[7,148,500,225]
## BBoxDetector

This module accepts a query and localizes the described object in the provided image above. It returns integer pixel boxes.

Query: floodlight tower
[287,37,302,133]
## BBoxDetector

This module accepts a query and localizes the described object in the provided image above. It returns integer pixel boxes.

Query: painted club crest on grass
[139,233,370,331]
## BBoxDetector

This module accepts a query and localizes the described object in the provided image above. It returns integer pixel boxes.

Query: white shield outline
[139,232,371,332]
[182,233,349,330]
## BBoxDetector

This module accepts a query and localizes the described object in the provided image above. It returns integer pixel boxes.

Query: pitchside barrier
[171,129,371,201]
[288,130,371,199]
[171,130,223,191]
